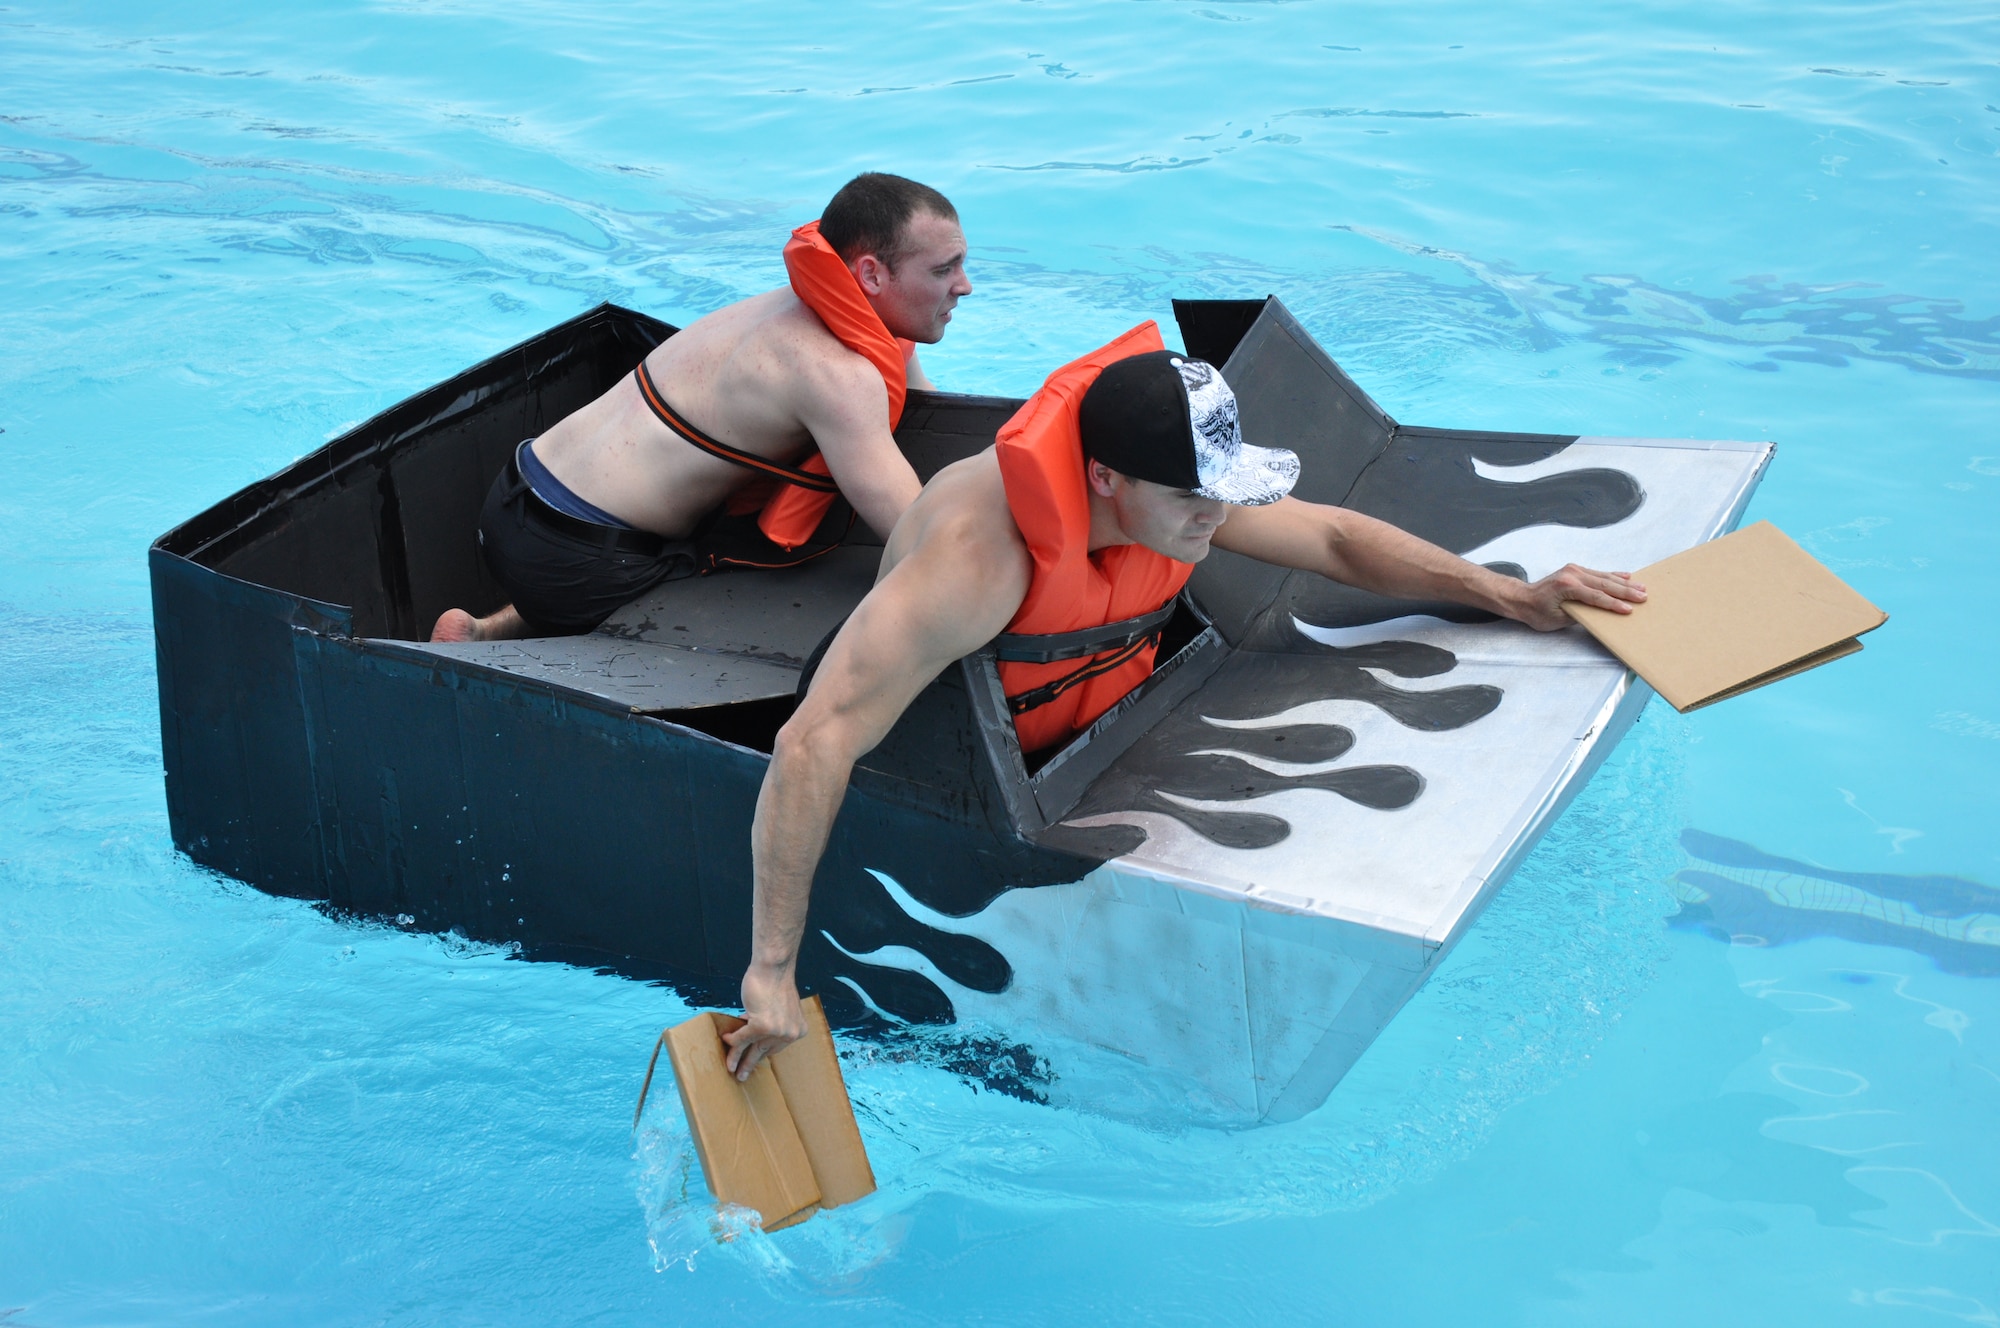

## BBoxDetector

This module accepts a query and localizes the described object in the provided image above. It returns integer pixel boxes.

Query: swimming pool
[3,0,1996,1321]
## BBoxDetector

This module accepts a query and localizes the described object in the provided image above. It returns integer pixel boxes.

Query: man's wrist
[1474,567,1531,623]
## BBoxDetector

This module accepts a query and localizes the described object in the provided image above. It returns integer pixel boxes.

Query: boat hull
[152,300,1771,1122]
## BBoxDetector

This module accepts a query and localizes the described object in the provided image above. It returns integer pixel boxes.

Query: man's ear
[852,253,888,295]
[1084,458,1121,499]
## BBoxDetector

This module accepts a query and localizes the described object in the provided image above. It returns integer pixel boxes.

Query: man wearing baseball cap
[721,324,1647,1078]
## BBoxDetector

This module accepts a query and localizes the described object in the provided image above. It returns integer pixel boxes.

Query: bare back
[429,198,972,646]
[529,289,911,539]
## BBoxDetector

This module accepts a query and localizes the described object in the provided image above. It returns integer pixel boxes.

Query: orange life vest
[755,220,917,550]
[994,322,1194,755]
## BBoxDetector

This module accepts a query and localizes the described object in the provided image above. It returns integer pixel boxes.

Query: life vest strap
[992,595,1180,664]
[995,594,1184,719]
[1003,634,1162,718]
[632,360,839,494]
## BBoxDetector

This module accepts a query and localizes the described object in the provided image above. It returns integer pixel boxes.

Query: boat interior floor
[389,544,883,715]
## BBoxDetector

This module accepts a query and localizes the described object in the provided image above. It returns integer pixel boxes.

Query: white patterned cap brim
[1175,357,1300,506]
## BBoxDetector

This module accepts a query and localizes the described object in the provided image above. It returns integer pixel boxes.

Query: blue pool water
[4,0,1998,1321]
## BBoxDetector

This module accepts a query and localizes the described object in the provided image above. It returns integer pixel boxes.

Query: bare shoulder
[846,449,1029,663]
[648,287,788,362]
[850,452,1031,650]
[763,293,883,404]
[798,452,1026,738]
[649,288,885,438]
[883,450,1026,580]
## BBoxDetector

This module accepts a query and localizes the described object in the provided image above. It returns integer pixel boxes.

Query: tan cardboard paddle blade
[664,1012,821,1232]
[1563,520,1887,712]
[768,995,877,1208]
[658,996,874,1232]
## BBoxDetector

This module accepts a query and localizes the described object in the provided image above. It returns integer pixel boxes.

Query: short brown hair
[820,172,957,270]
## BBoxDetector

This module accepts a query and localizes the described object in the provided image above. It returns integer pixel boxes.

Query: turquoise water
[4,0,1999,1321]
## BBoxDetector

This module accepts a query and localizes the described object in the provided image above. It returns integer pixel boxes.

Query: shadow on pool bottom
[1670,829,2000,977]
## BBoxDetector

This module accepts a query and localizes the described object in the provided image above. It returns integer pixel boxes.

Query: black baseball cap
[1078,351,1299,505]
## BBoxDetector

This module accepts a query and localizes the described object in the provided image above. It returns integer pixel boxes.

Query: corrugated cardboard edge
[1677,635,1866,712]
[768,995,878,1208]
[665,1012,822,1232]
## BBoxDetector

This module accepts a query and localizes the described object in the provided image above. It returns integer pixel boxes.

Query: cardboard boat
[150,298,1770,1122]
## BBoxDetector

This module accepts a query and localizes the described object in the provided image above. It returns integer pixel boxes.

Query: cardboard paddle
[1562,520,1887,712]
[633,994,875,1232]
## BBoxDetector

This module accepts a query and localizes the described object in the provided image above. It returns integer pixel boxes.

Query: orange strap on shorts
[755,220,916,550]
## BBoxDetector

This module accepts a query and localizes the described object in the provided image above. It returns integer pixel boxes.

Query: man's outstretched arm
[723,465,1032,1080]
[1211,497,1645,629]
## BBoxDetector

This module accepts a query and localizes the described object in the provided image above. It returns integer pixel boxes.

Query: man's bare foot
[429,604,530,642]
[430,608,480,642]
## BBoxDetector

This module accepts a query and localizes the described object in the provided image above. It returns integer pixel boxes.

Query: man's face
[1089,462,1230,563]
[854,210,971,344]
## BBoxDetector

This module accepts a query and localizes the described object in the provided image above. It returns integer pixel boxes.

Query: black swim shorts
[477,444,698,636]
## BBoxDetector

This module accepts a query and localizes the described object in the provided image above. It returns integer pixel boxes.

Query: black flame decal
[1044,635,1497,857]
[812,444,1642,1031]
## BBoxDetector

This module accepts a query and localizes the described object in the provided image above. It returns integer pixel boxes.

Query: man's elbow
[1317,526,1358,584]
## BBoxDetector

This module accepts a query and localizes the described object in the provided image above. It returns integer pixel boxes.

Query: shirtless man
[718,335,1648,1079]
[432,172,972,642]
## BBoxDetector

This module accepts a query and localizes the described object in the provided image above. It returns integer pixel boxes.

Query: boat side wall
[150,548,350,898]
[294,635,736,976]
[184,621,1104,1028]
